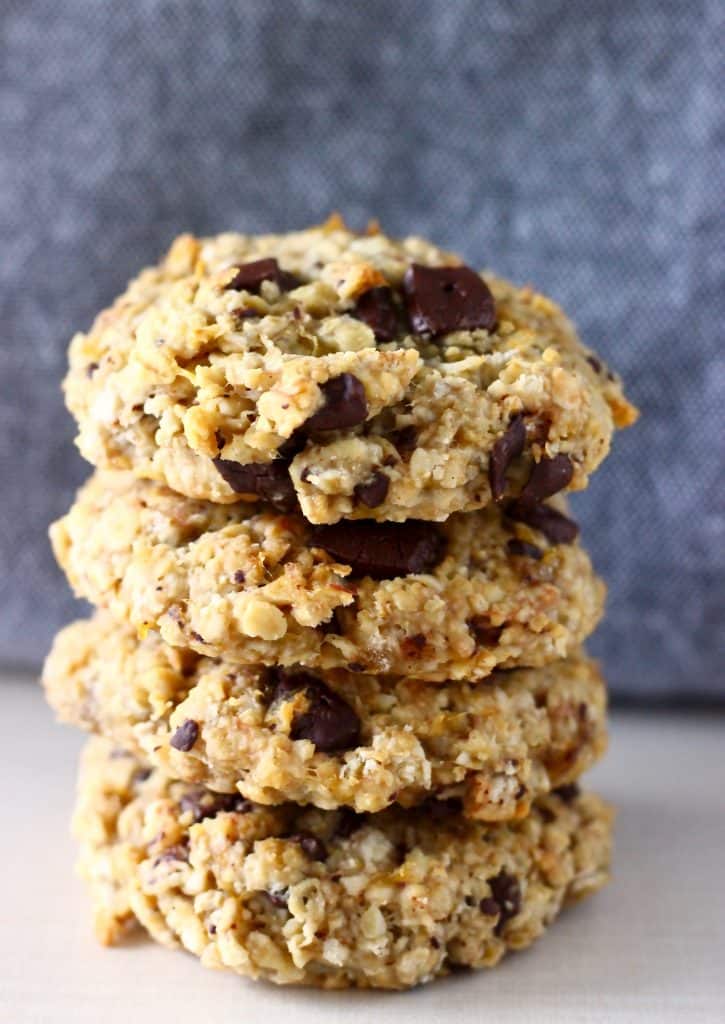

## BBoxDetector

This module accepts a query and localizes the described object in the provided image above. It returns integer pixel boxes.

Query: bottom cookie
[74,737,612,990]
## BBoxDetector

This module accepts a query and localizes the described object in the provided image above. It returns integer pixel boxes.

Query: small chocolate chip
[304,373,368,432]
[86,362,99,378]
[506,538,543,560]
[586,355,602,374]
[520,454,574,502]
[479,897,500,916]
[489,415,526,501]
[225,258,298,293]
[352,286,400,342]
[389,425,418,460]
[403,264,496,336]
[310,520,445,579]
[552,782,581,803]
[353,471,390,508]
[467,615,504,646]
[505,501,579,545]
[170,719,199,752]
[487,871,521,934]
[179,788,252,823]
[288,831,327,861]
[273,671,361,753]
[232,569,246,584]
[213,458,298,512]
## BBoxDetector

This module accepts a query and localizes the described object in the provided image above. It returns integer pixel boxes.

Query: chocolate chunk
[489,415,526,501]
[310,520,445,580]
[403,263,496,336]
[288,832,327,861]
[520,454,574,502]
[304,373,368,432]
[487,870,521,934]
[479,897,500,916]
[179,788,252,823]
[213,458,298,512]
[232,569,246,584]
[272,672,361,752]
[506,538,543,560]
[552,782,581,803]
[225,258,298,293]
[586,355,602,374]
[506,501,579,545]
[170,719,199,752]
[467,615,504,646]
[353,471,390,508]
[352,286,400,342]
[390,425,418,460]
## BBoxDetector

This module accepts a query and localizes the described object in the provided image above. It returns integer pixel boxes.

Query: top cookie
[64,216,637,523]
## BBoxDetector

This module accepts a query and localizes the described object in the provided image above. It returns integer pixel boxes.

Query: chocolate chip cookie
[50,471,605,681]
[73,736,612,989]
[64,217,636,523]
[45,614,606,820]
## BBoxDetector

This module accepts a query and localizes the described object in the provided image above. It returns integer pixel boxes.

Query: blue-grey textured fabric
[1,0,723,697]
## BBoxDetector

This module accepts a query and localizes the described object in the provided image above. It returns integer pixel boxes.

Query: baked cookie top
[45,613,606,820]
[64,217,637,523]
[74,735,612,988]
[50,471,606,681]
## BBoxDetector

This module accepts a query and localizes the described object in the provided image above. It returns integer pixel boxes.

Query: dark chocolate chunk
[552,782,581,803]
[506,500,579,545]
[520,454,574,502]
[170,719,199,752]
[403,263,496,336]
[232,569,246,584]
[272,671,361,753]
[179,788,252,823]
[390,424,418,460]
[310,520,445,580]
[352,286,400,342]
[467,615,504,646]
[353,471,390,508]
[487,870,522,934]
[225,258,298,293]
[213,458,298,512]
[506,538,543,560]
[489,415,526,501]
[304,373,368,432]
[586,355,602,374]
[479,897,500,916]
[288,832,328,861]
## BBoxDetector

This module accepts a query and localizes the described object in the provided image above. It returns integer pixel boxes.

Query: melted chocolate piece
[506,501,579,545]
[225,258,298,293]
[304,373,368,432]
[352,286,400,342]
[403,263,496,336]
[489,415,526,501]
[213,458,298,512]
[310,520,445,579]
[520,454,574,502]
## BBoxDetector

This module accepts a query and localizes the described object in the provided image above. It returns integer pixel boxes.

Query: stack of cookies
[43,217,637,990]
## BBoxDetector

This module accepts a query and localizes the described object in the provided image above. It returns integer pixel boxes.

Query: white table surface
[1,676,723,1023]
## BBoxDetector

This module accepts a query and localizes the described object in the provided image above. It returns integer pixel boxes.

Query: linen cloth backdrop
[1,0,722,698]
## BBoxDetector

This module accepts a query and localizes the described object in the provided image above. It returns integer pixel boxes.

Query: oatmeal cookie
[64,217,636,523]
[50,471,605,681]
[45,613,606,820]
[73,736,612,989]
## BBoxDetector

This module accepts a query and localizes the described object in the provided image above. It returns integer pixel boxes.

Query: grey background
[1,0,723,698]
